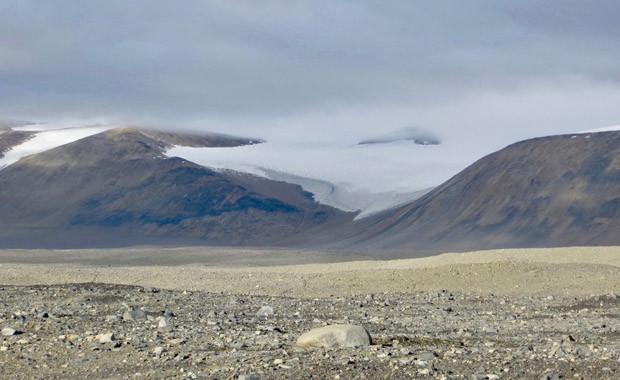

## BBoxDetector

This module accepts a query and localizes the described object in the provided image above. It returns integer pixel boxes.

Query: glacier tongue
[165,141,450,218]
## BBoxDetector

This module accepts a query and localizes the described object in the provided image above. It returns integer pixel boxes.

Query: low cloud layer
[2,1,620,143]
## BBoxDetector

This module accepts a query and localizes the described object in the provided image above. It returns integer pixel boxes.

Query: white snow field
[0,122,114,169]
[582,125,620,133]
[167,139,474,219]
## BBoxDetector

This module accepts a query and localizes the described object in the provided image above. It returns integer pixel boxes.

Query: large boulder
[296,324,372,349]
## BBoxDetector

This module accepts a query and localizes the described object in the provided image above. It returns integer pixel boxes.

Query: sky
[1,1,620,142]
[2,2,620,150]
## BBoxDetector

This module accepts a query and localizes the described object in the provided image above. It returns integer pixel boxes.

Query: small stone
[207,310,218,319]
[96,332,115,344]
[157,317,169,329]
[123,308,147,322]
[417,351,438,361]
[2,327,20,336]
[168,338,185,346]
[0,346,8,352]
[256,306,274,317]
[238,375,259,380]
[152,332,164,344]
[549,342,561,357]
[297,324,372,349]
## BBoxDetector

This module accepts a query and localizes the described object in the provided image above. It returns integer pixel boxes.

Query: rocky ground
[1,282,619,379]
[1,247,619,379]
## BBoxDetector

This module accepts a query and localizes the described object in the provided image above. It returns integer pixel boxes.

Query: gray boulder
[297,324,372,349]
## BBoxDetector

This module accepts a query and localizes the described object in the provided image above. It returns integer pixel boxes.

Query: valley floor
[1,246,619,297]
[0,247,619,379]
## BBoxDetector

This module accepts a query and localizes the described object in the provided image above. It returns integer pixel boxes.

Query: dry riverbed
[0,246,619,379]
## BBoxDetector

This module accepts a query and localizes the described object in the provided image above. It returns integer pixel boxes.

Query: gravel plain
[0,246,619,379]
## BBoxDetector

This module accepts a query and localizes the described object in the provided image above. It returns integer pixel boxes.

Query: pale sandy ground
[0,246,619,297]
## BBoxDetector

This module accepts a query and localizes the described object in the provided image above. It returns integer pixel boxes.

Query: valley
[0,247,618,379]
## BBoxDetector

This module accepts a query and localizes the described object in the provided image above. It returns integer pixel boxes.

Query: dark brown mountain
[334,131,620,251]
[0,127,353,248]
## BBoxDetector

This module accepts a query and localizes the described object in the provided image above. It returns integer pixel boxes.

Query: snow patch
[581,125,620,133]
[0,123,116,169]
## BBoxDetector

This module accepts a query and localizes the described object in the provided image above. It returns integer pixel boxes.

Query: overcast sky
[2,1,620,144]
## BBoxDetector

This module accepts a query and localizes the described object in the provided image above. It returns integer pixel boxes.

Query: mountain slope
[0,127,34,158]
[0,128,352,248]
[336,131,620,251]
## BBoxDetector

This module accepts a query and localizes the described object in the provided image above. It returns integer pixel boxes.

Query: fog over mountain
[358,127,441,146]
[2,1,620,149]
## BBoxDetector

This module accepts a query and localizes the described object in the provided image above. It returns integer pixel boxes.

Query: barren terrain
[1,247,619,379]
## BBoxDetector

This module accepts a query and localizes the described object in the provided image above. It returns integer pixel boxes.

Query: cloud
[1,0,620,138]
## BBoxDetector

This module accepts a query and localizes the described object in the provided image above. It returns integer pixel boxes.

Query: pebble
[256,305,274,317]
[96,332,115,344]
[157,317,169,329]
[238,375,259,380]
[0,283,617,379]
[1,327,20,336]
[123,307,147,322]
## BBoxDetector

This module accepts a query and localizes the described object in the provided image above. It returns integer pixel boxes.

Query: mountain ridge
[0,127,618,250]
[0,127,353,248]
[334,131,620,251]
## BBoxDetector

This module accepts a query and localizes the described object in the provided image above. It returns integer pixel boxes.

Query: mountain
[334,131,620,251]
[1,125,618,251]
[0,127,353,248]
[358,127,441,146]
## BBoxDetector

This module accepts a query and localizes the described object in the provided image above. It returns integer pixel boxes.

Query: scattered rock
[0,283,617,379]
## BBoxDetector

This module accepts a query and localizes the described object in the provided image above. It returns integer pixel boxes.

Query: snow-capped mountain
[0,121,479,218]
[1,119,619,249]
[0,126,352,248]
[3,120,620,221]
